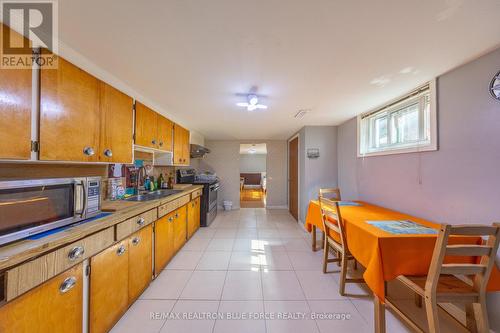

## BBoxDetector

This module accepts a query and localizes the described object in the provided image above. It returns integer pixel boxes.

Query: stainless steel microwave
[0,177,101,246]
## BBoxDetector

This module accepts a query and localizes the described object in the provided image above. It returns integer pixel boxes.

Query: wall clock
[491,70,500,101]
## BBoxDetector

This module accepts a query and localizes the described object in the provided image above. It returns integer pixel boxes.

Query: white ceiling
[56,0,500,140]
[240,143,267,155]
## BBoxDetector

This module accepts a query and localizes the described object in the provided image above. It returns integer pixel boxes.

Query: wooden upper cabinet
[128,225,152,303]
[0,263,83,333]
[183,127,191,165]
[135,101,174,152]
[0,25,32,160]
[134,102,158,149]
[90,241,129,333]
[173,124,190,165]
[99,82,133,163]
[40,57,100,162]
[157,116,173,151]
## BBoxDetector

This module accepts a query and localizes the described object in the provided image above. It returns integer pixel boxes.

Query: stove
[177,169,220,227]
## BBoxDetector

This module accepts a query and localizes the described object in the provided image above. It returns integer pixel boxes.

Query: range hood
[190,144,210,158]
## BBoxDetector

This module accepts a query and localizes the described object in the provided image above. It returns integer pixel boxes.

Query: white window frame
[357,80,438,157]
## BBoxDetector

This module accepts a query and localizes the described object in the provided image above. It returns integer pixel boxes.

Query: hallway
[240,188,266,208]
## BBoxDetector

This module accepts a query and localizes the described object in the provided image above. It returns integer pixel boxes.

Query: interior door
[0,25,32,160]
[288,137,299,221]
[40,56,100,162]
[154,213,175,276]
[128,224,152,303]
[157,115,173,151]
[99,82,133,163]
[135,102,158,149]
[0,263,83,333]
[90,241,129,333]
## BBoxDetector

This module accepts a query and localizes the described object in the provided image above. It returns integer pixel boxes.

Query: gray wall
[296,126,338,222]
[239,154,266,173]
[265,141,288,208]
[199,140,241,208]
[337,47,500,328]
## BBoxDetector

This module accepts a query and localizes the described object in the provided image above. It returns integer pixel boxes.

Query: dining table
[304,199,500,333]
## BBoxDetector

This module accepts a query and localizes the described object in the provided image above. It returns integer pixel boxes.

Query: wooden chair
[311,188,343,252]
[396,224,500,333]
[319,188,341,201]
[318,196,364,296]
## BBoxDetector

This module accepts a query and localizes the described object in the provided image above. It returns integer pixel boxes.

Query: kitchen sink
[124,189,183,202]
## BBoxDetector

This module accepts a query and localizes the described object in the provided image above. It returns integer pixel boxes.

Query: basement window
[358,81,437,157]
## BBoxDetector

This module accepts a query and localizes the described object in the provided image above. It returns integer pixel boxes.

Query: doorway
[239,143,267,208]
[288,136,298,220]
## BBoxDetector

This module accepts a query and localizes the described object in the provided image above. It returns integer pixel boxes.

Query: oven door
[0,178,87,245]
[208,183,219,210]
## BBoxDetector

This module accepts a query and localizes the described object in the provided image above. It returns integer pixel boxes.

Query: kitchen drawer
[191,189,202,200]
[158,195,191,218]
[178,195,190,207]
[5,227,114,301]
[158,200,178,218]
[115,209,157,241]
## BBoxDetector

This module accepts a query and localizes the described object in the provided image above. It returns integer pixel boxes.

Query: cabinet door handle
[68,246,85,261]
[174,213,179,218]
[168,216,174,222]
[59,276,77,294]
[104,149,113,157]
[83,146,95,156]
[152,139,157,145]
[116,244,126,256]
[137,217,145,226]
[159,141,163,147]
[132,237,140,246]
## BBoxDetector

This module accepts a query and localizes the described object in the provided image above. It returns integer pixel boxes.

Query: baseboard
[266,205,288,209]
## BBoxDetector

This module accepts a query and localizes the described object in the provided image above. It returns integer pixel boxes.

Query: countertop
[0,185,203,271]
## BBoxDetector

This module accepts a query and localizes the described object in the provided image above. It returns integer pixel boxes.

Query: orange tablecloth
[305,200,500,301]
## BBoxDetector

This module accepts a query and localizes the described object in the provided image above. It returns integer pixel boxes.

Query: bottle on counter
[167,176,173,189]
[149,176,155,191]
[144,176,151,191]
[158,173,165,189]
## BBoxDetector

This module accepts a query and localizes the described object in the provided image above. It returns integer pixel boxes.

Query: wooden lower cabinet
[173,205,187,252]
[187,197,200,239]
[128,225,153,303]
[154,212,175,276]
[0,263,83,333]
[90,241,129,333]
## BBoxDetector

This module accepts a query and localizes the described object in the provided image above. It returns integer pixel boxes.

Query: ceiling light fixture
[236,94,268,111]
[248,148,256,154]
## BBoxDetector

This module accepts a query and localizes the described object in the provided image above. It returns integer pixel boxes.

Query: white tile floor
[110,208,468,333]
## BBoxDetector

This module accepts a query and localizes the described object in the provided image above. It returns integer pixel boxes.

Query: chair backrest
[426,223,500,296]
[318,196,348,252]
[319,188,341,201]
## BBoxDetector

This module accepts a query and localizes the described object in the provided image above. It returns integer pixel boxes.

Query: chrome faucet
[136,166,146,195]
